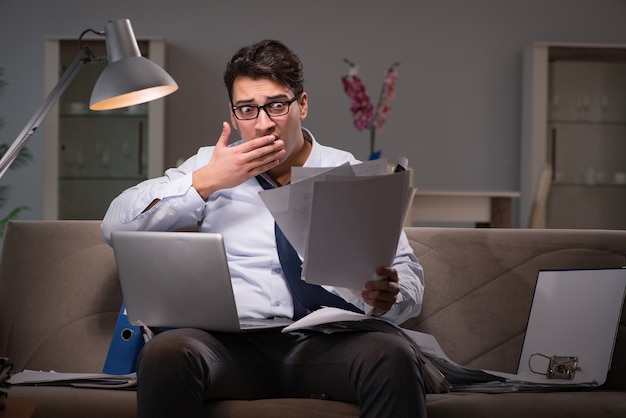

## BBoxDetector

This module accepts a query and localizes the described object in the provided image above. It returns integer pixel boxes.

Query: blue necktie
[256,175,364,320]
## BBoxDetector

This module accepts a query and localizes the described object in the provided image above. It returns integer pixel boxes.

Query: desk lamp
[0,18,178,179]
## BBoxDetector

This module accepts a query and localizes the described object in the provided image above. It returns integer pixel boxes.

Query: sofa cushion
[9,386,626,418]
[8,386,137,418]
[426,391,626,418]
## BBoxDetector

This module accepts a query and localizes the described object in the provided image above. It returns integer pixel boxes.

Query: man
[102,39,426,418]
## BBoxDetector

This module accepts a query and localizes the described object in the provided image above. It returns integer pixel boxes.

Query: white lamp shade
[90,56,178,110]
[89,19,178,111]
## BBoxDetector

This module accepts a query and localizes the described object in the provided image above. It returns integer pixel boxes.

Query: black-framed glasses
[231,95,299,120]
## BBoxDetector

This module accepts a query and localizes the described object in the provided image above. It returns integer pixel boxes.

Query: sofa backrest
[0,220,122,373]
[402,227,626,389]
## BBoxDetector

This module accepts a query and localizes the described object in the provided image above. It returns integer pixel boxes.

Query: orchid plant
[341,59,399,159]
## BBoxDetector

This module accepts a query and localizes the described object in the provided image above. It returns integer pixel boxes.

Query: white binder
[516,268,626,385]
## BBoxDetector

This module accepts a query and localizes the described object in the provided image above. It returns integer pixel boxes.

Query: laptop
[111,230,293,332]
[515,268,626,385]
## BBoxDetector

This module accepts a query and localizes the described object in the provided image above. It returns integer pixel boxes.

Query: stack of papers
[8,370,137,389]
[259,158,415,290]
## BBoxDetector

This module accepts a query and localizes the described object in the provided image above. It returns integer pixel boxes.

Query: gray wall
[1,0,626,225]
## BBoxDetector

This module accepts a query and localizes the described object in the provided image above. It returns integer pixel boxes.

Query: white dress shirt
[102,128,424,324]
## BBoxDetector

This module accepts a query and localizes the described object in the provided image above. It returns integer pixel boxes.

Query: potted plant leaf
[0,67,32,237]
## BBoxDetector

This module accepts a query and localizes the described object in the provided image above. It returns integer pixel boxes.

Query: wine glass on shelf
[573,96,583,121]
[550,93,560,120]
[600,95,609,122]
[581,95,591,121]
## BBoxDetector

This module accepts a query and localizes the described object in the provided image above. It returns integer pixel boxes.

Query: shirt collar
[301,127,321,168]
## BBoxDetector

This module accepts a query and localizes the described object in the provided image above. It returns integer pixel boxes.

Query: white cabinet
[42,37,167,220]
[521,43,626,229]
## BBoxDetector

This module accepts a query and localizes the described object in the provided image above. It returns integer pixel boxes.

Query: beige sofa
[1,220,625,418]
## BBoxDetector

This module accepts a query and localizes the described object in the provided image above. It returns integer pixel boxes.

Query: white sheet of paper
[259,164,355,255]
[323,173,415,238]
[302,171,410,288]
[290,158,387,183]
[349,158,389,176]
[282,306,370,332]
[290,164,353,184]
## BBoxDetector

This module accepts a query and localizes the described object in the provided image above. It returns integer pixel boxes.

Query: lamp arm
[0,47,95,180]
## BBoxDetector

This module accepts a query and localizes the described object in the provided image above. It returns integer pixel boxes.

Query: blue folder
[103,302,145,375]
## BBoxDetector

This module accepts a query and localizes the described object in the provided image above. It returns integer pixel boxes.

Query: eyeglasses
[231,95,299,120]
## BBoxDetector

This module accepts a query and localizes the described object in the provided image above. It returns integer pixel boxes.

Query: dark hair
[223,40,304,103]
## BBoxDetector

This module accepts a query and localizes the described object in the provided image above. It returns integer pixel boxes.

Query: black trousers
[136,326,427,418]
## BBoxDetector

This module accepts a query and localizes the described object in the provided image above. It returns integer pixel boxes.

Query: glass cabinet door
[521,44,626,229]
[59,108,148,219]
[546,48,626,229]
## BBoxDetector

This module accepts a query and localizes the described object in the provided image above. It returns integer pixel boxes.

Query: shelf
[548,120,626,127]
[60,112,148,118]
[60,176,146,181]
[552,182,626,188]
